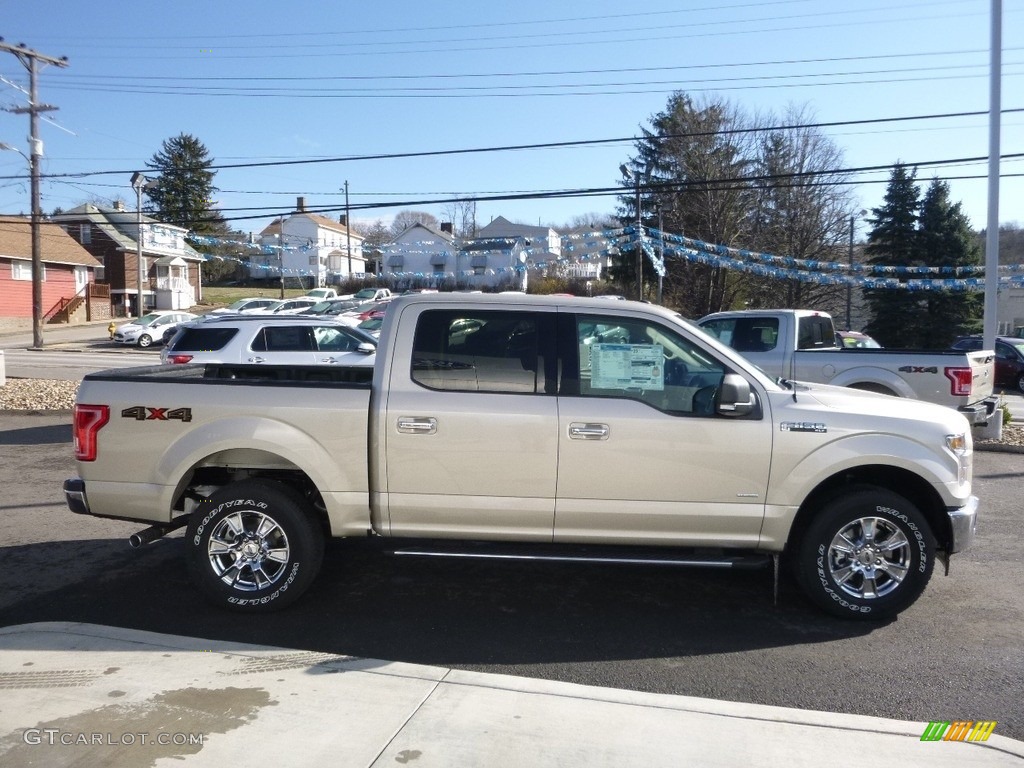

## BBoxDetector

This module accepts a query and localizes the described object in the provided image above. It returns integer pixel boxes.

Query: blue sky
[1,0,1021,241]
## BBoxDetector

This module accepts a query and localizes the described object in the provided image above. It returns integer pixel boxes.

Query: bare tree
[746,104,854,313]
[440,199,478,238]
[390,210,439,238]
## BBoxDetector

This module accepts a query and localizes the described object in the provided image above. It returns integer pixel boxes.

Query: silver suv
[160,315,377,366]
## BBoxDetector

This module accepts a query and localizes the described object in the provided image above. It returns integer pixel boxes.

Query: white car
[208,297,279,315]
[240,297,320,315]
[161,315,377,366]
[301,288,339,301]
[112,311,198,348]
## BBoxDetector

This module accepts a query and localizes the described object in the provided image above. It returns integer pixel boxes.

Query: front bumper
[947,495,979,554]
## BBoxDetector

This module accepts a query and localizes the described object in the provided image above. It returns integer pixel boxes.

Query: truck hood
[775,380,971,436]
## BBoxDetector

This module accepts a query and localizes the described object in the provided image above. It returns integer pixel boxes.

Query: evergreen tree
[918,179,983,344]
[617,93,754,313]
[144,133,226,234]
[863,164,923,347]
[145,133,230,281]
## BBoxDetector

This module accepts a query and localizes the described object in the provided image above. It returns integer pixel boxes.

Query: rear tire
[795,487,934,619]
[186,480,324,612]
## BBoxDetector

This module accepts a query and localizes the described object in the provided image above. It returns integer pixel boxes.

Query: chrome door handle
[319,357,339,364]
[247,356,266,363]
[397,417,437,435]
[568,422,609,440]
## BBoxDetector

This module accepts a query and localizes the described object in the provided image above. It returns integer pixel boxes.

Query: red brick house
[0,215,106,323]
[54,203,204,317]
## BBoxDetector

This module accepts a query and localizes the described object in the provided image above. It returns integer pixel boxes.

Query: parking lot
[1,411,1021,740]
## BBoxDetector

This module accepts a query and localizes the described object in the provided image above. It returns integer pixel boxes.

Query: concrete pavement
[0,622,1021,767]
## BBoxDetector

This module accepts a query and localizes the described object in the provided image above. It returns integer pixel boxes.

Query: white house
[477,216,561,272]
[252,198,365,287]
[382,222,458,284]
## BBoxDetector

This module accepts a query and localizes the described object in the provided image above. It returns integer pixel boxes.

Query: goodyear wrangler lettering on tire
[185,482,323,612]
[797,487,935,620]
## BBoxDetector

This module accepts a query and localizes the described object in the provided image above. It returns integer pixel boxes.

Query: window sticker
[591,343,664,390]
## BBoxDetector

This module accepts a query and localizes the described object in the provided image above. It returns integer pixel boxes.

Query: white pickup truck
[64,294,978,619]
[698,309,996,426]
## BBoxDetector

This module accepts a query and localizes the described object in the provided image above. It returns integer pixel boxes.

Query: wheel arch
[785,465,951,556]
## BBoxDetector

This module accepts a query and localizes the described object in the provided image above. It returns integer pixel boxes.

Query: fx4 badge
[898,365,939,374]
[121,406,192,422]
[780,421,827,433]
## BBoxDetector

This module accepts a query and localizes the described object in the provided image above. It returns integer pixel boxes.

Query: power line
[2,107,1018,182]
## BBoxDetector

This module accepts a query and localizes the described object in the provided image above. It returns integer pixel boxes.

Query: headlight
[946,432,969,485]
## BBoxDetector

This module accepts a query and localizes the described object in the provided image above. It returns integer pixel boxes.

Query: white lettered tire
[795,487,935,619]
[186,481,324,612]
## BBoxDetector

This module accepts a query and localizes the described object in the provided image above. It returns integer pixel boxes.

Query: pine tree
[145,133,230,282]
[145,133,225,234]
[863,164,923,347]
[918,179,983,344]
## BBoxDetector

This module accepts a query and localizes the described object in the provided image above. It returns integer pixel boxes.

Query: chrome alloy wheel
[826,516,911,600]
[206,511,291,591]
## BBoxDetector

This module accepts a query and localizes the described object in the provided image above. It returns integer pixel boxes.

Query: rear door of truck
[378,304,559,540]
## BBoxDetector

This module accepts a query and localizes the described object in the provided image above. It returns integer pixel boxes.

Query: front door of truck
[554,313,772,548]
[381,306,559,540]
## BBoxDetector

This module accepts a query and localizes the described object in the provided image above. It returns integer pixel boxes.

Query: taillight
[73,404,109,461]
[944,367,973,397]
[168,354,193,364]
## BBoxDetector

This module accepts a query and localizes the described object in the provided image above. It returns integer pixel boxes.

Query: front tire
[795,487,934,619]
[137,333,153,348]
[1016,372,1024,395]
[186,481,324,612]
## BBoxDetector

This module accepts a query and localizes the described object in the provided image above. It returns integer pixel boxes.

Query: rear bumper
[63,477,90,516]
[947,495,979,554]
[960,395,1000,426]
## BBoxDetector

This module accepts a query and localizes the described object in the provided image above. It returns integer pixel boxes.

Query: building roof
[53,204,204,262]
[260,212,363,241]
[0,216,102,268]
[393,221,457,245]
[478,215,557,240]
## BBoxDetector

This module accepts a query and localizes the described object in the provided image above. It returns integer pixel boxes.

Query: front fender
[766,431,967,511]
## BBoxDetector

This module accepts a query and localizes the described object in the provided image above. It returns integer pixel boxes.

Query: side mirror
[357,342,376,355]
[718,373,756,417]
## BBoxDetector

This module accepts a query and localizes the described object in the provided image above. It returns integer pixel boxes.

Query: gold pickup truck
[65,294,978,619]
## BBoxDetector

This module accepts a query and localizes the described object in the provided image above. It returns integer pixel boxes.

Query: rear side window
[252,326,314,352]
[701,317,778,353]
[797,316,836,349]
[168,327,238,352]
[411,309,545,394]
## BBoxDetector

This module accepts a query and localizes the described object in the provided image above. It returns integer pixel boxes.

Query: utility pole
[1,39,69,349]
[344,180,353,277]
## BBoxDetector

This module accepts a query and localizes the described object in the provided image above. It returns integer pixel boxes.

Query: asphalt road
[1,411,1021,739]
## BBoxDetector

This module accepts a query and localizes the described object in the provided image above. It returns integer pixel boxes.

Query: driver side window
[575,314,726,416]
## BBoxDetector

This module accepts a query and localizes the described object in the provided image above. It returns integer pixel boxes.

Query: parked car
[301,288,339,301]
[240,297,320,315]
[952,335,1024,393]
[338,287,392,302]
[160,315,377,366]
[208,297,278,315]
[300,298,362,316]
[112,311,198,348]
[835,330,882,349]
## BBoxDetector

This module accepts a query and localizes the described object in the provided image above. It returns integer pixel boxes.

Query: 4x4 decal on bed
[121,406,193,422]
